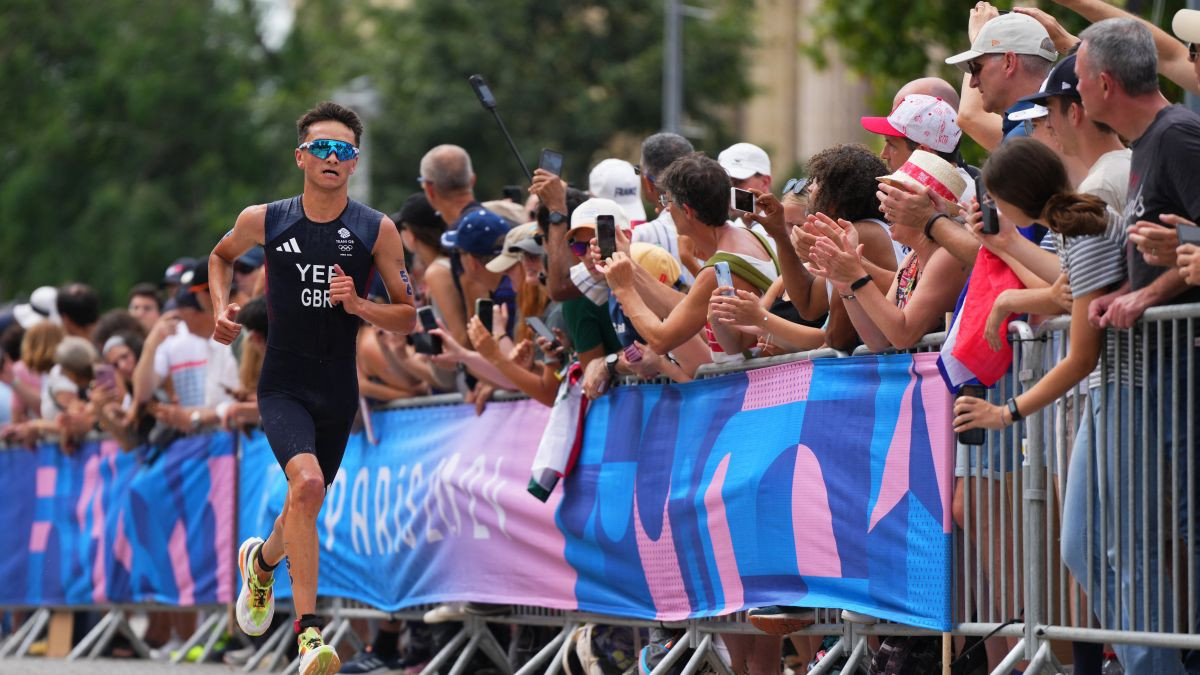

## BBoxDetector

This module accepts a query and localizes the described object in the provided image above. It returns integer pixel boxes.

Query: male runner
[209,101,416,675]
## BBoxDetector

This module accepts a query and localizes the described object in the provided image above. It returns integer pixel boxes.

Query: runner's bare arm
[210,205,266,344]
[333,215,417,334]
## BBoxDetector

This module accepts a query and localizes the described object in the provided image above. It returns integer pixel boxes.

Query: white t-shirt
[1077,148,1132,213]
[153,331,238,408]
[40,365,79,420]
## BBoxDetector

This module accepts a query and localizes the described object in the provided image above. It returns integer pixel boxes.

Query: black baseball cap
[1016,54,1080,108]
[161,256,197,287]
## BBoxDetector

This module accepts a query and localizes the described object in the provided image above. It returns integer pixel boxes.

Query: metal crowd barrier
[4,305,1199,674]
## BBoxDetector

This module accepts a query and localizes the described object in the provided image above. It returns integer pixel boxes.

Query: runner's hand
[330,264,360,314]
[213,304,241,345]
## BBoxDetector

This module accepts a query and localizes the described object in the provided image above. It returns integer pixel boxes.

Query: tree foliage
[0,0,752,305]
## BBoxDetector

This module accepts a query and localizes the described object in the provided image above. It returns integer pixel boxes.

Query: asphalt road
[0,657,239,674]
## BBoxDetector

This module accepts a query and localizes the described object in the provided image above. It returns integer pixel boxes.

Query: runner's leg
[283,452,327,617]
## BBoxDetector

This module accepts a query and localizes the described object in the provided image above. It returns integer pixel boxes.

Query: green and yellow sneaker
[297,626,340,675]
[235,537,275,636]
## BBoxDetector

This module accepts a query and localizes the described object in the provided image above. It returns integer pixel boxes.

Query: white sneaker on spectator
[422,603,467,623]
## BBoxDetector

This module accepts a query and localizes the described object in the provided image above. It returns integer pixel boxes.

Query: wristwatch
[1006,398,1023,423]
[189,410,202,430]
[547,210,567,226]
[604,352,620,380]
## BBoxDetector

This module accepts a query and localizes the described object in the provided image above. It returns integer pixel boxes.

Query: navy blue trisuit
[258,195,382,484]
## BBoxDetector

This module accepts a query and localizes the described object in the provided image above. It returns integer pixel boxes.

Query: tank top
[262,195,382,360]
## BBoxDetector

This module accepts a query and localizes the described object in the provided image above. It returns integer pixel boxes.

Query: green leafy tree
[366,0,755,211]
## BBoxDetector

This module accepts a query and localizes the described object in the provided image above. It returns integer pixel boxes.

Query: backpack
[869,636,941,675]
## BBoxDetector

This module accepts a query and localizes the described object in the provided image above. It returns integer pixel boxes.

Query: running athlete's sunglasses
[298,139,360,161]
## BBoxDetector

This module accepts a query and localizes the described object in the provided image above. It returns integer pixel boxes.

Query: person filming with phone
[600,153,779,363]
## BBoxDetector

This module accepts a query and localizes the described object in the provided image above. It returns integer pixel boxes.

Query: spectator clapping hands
[807,214,868,291]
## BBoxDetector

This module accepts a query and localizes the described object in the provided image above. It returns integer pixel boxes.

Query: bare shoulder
[238,204,268,224]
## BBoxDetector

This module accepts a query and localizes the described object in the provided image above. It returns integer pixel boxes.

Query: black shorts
[258,347,359,485]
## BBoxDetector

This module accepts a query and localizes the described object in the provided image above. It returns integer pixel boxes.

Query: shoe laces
[252,585,267,608]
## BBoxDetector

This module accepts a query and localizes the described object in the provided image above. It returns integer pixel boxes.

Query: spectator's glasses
[568,240,589,257]
[1189,43,1198,63]
[967,54,999,78]
[633,165,655,184]
[532,232,544,246]
[298,139,360,161]
[782,177,810,197]
[1021,118,1043,136]
[658,193,674,209]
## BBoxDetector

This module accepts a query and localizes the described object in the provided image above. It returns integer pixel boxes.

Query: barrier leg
[474,620,514,674]
[243,620,290,672]
[86,611,123,660]
[195,612,229,664]
[840,636,870,674]
[417,624,470,675]
[805,637,845,675]
[111,612,152,661]
[1,609,46,658]
[171,610,220,664]
[678,634,712,675]
[512,622,572,675]
[66,610,113,661]
[988,637,1026,675]
[1022,640,1052,675]
[446,629,484,675]
[266,622,298,673]
[12,608,51,658]
[649,628,693,675]
[703,641,735,675]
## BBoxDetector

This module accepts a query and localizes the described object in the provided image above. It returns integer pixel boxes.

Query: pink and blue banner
[0,433,235,607]
[238,353,954,630]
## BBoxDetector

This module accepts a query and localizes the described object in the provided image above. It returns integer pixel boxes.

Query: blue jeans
[1061,381,1199,675]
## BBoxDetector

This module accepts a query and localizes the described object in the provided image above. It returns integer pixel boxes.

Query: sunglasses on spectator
[298,139,359,161]
[568,240,589,257]
[781,177,810,197]
[1190,43,1198,63]
[533,232,544,246]
[633,165,655,184]
[658,193,674,209]
[967,54,998,78]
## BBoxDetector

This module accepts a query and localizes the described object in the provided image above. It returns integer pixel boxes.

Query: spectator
[55,283,100,339]
[861,94,965,174]
[13,286,59,329]
[632,132,696,282]
[603,153,778,364]
[419,144,479,227]
[92,309,148,353]
[126,283,162,332]
[948,8,1059,150]
[485,222,556,344]
[0,324,24,426]
[159,256,196,301]
[807,151,970,352]
[1019,1,1199,95]
[719,142,779,248]
[133,259,239,432]
[753,144,900,353]
[45,336,98,441]
[439,207,515,335]
[1074,18,1200,673]
[231,246,265,306]
[17,321,64,421]
[395,192,467,347]
[556,199,626,367]
[589,158,647,225]
[92,333,145,449]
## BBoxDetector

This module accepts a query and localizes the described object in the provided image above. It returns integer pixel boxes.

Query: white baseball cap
[860,95,962,153]
[717,142,772,181]
[13,286,60,328]
[1007,104,1049,122]
[946,13,1058,71]
[567,197,631,239]
[588,158,646,222]
[1173,9,1200,43]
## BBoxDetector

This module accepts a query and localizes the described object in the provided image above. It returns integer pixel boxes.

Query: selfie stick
[467,74,533,182]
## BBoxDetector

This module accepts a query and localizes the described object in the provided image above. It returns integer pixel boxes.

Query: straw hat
[877,150,969,212]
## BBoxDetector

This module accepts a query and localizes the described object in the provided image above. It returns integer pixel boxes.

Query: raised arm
[605,252,714,356]
[1053,0,1199,94]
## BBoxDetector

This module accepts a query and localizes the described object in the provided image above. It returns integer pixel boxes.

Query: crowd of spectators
[2,1,1199,673]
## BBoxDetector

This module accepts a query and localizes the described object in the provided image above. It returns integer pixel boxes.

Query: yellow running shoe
[235,537,275,636]
[297,626,340,675]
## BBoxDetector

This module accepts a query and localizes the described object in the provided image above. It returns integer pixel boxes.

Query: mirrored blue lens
[304,139,359,161]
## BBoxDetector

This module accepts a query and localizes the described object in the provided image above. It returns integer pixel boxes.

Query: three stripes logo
[276,237,302,254]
